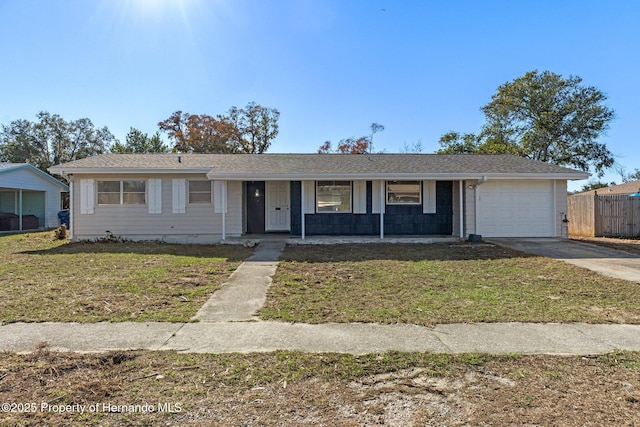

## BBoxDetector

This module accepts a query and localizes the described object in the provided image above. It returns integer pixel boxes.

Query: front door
[246,181,265,234]
[266,181,290,231]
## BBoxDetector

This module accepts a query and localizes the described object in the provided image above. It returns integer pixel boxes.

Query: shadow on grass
[280,243,536,263]
[18,241,252,261]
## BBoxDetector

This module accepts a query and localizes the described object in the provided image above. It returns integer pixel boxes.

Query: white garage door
[477,180,555,237]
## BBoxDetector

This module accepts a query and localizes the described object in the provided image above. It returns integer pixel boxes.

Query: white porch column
[69,179,74,240]
[300,181,305,239]
[459,180,464,238]
[379,180,384,239]
[18,189,23,231]
[221,182,226,241]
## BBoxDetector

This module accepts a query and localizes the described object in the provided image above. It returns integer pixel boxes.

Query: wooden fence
[568,194,640,237]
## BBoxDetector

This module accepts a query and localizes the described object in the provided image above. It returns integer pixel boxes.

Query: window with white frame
[316,181,351,212]
[97,180,146,205]
[188,180,212,204]
[387,181,421,204]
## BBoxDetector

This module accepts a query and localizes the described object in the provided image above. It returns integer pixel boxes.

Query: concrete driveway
[489,238,640,283]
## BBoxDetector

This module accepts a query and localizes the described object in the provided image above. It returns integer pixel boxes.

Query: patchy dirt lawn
[0,232,252,323]
[1,350,640,426]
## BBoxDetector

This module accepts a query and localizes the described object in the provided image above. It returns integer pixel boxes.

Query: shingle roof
[576,180,640,196]
[48,153,589,179]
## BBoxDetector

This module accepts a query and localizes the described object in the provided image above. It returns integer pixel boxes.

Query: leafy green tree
[437,70,615,176]
[437,132,481,154]
[0,111,114,174]
[158,102,280,154]
[111,128,168,153]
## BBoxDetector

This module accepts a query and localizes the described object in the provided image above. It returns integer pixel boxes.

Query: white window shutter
[172,179,186,213]
[80,179,94,214]
[423,180,437,213]
[148,179,162,214]
[214,180,227,214]
[353,180,367,214]
[303,181,315,214]
[372,180,385,214]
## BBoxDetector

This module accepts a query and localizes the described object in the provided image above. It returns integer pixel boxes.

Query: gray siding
[71,174,242,243]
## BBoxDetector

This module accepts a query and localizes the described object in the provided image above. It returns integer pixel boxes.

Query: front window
[387,181,421,204]
[189,181,212,204]
[123,180,146,204]
[316,181,351,212]
[97,180,146,205]
[97,181,120,204]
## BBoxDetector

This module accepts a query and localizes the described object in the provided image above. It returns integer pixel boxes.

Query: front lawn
[0,232,252,323]
[260,243,640,325]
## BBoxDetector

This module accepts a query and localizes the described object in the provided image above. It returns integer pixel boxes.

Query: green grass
[260,243,640,325]
[0,231,253,323]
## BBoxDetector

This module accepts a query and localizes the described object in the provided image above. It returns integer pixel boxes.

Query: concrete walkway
[2,321,640,355]
[489,238,640,283]
[193,240,286,322]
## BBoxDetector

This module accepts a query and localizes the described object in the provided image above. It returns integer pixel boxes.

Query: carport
[0,163,68,231]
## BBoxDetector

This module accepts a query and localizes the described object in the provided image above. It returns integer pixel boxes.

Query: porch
[237,179,466,240]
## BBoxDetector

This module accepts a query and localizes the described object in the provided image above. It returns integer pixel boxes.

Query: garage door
[477,180,555,237]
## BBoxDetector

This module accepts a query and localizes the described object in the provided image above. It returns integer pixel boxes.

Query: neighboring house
[48,153,588,243]
[576,180,640,196]
[0,163,69,231]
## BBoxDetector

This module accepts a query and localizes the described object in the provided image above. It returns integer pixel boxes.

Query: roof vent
[178,156,182,163]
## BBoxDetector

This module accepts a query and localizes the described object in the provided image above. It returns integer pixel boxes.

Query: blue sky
[1,0,638,189]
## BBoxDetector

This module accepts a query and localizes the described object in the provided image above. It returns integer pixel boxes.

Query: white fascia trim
[49,169,589,181]
[205,172,590,181]
[49,168,213,177]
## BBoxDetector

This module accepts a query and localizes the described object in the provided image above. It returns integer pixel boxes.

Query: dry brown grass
[1,349,639,426]
[572,236,640,256]
[0,231,252,323]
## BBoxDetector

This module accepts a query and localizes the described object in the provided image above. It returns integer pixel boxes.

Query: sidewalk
[2,321,640,355]
[2,239,640,355]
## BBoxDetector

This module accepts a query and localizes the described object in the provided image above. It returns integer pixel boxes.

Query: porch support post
[69,179,74,240]
[300,181,305,239]
[221,181,227,241]
[459,180,464,238]
[18,189,23,231]
[379,180,384,239]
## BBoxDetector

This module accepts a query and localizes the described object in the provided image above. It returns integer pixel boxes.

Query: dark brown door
[246,181,265,234]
